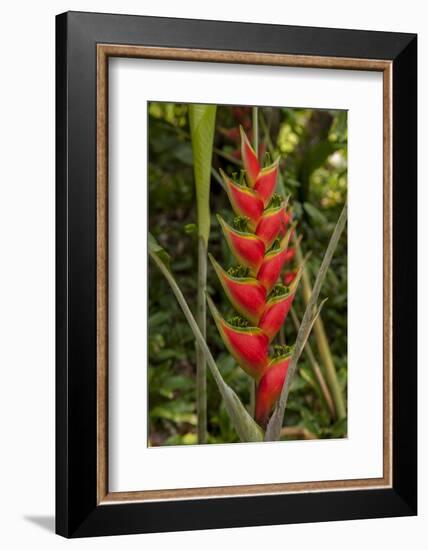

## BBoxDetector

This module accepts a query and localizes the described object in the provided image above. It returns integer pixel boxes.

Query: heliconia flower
[220,169,264,228]
[209,254,267,324]
[210,125,304,428]
[283,271,297,286]
[257,230,293,293]
[207,296,269,380]
[255,204,288,249]
[258,265,303,341]
[257,248,288,292]
[255,351,292,427]
[217,215,265,272]
[258,289,295,342]
[254,160,279,206]
[240,126,260,187]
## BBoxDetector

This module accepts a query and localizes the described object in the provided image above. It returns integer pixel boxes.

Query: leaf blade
[189,104,217,244]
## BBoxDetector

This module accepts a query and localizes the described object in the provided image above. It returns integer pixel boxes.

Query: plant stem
[295,242,346,420]
[265,202,347,441]
[259,110,275,152]
[196,238,207,443]
[189,104,217,444]
[249,377,256,417]
[211,168,226,191]
[213,146,242,167]
[290,307,335,418]
[252,106,259,156]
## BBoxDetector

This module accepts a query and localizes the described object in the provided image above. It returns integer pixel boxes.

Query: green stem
[214,146,242,167]
[265,202,347,441]
[252,106,259,156]
[295,243,346,420]
[249,378,256,418]
[290,307,335,418]
[189,104,217,444]
[211,168,226,191]
[196,238,207,443]
[259,110,275,152]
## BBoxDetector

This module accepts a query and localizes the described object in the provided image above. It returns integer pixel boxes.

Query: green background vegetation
[148,103,347,446]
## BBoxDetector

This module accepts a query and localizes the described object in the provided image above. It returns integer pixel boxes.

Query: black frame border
[56,11,417,538]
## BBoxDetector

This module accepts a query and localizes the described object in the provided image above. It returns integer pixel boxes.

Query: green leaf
[148,232,170,269]
[303,202,328,225]
[164,433,198,446]
[173,142,194,166]
[151,402,196,425]
[148,311,170,328]
[330,417,348,438]
[189,104,217,244]
[301,408,320,435]
[184,223,197,235]
[306,141,338,175]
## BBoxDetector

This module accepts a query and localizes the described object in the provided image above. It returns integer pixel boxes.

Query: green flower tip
[269,284,289,299]
[233,215,250,232]
[267,193,283,209]
[227,264,250,278]
[263,152,272,167]
[228,315,250,328]
[272,344,294,359]
[268,236,281,252]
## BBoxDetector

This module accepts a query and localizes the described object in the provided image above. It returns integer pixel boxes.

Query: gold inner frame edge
[96,44,393,505]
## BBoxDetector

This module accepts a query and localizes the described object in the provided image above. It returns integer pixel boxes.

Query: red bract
[240,126,260,186]
[209,254,266,324]
[258,265,303,341]
[209,127,304,427]
[221,169,264,229]
[257,231,292,293]
[217,215,265,272]
[283,209,292,226]
[254,161,279,206]
[284,247,296,264]
[283,270,297,286]
[255,352,292,427]
[258,291,295,342]
[255,205,288,249]
[207,296,268,380]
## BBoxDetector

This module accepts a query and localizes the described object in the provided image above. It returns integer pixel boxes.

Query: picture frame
[56,10,417,538]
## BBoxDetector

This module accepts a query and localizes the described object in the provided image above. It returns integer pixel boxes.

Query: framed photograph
[56,11,417,537]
